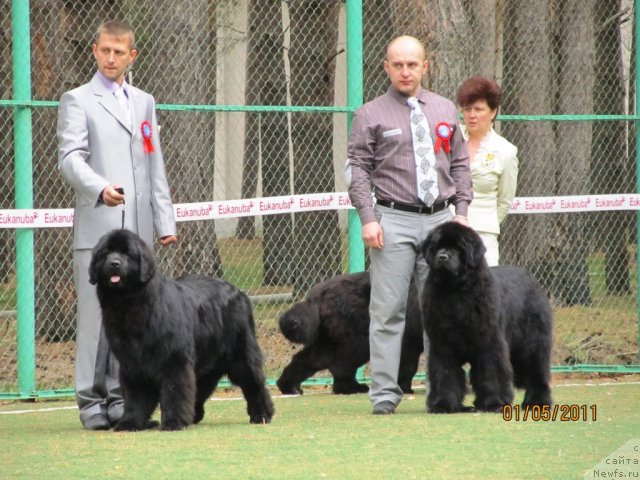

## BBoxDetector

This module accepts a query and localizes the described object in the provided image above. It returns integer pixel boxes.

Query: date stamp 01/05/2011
[502,404,597,422]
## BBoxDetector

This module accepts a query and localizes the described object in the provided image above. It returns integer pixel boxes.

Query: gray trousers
[368,204,452,407]
[73,249,123,424]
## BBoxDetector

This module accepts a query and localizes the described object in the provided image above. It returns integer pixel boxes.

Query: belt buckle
[417,204,431,214]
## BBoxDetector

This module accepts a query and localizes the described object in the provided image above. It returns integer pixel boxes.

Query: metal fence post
[12,0,36,397]
[635,0,640,363]
[346,0,365,274]
[346,0,368,384]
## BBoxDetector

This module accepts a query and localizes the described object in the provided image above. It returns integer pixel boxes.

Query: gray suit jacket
[57,73,176,249]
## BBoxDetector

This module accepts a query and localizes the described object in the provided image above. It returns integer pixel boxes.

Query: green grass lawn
[1,380,639,479]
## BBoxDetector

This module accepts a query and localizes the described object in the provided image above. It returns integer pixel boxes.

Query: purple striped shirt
[348,87,472,225]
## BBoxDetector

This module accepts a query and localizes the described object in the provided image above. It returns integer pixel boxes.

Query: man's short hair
[95,20,135,50]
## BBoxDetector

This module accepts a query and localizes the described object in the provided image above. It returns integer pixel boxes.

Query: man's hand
[453,215,469,226]
[159,235,177,246]
[362,221,384,249]
[101,184,125,207]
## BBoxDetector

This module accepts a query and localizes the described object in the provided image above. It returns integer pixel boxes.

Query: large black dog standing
[89,229,274,431]
[276,272,423,395]
[421,222,553,413]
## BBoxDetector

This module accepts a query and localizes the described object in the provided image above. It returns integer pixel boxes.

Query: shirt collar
[388,86,428,105]
[461,125,496,142]
[96,71,129,97]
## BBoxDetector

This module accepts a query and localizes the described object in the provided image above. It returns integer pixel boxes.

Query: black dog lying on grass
[89,229,274,431]
[420,222,553,414]
[277,271,424,395]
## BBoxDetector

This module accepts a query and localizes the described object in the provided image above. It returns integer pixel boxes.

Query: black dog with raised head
[421,221,553,413]
[89,229,274,431]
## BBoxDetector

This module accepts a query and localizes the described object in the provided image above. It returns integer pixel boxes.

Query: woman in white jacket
[456,77,519,266]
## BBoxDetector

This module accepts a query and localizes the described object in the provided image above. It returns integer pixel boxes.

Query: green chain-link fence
[1,0,639,400]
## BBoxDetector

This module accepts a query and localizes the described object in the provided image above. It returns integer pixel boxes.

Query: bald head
[384,35,428,97]
[386,35,426,62]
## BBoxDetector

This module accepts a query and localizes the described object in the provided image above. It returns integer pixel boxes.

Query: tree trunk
[550,0,595,305]
[422,0,470,100]
[236,0,266,241]
[591,0,632,295]
[362,0,394,102]
[289,0,342,297]
[463,0,500,79]
[238,0,293,286]
[500,0,559,299]
[389,0,431,48]
[144,0,223,279]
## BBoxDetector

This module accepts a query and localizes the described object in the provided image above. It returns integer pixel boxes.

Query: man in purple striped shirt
[347,35,472,415]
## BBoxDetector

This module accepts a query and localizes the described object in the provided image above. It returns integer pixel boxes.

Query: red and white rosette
[434,122,454,153]
[140,121,155,153]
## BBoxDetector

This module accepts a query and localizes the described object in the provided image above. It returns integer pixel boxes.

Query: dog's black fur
[277,271,423,395]
[89,229,274,431]
[421,222,553,413]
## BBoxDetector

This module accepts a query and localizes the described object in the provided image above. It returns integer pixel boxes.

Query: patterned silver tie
[114,86,131,127]
[407,96,439,206]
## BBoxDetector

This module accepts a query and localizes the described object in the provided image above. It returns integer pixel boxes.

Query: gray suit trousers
[73,249,123,423]
[368,204,452,407]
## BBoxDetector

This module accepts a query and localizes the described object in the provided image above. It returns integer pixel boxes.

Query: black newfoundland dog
[421,222,553,413]
[276,271,423,395]
[89,229,274,431]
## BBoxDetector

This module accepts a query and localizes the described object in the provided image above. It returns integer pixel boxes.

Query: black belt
[376,199,448,215]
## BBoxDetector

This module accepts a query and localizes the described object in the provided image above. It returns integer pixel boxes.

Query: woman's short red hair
[456,76,502,110]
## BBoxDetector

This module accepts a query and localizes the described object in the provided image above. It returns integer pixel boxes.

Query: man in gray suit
[57,20,177,430]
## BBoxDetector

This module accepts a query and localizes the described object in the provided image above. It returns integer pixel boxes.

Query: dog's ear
[464,228,487,267]
[88,256,98,285]
[421,231,438,266]
[88,236,108,285]
[138,239,157,283]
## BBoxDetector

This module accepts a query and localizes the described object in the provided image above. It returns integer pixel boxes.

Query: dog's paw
[427,400,464,414]
[194,406,205,424]
[333,384,369,395]
[249,414,272,424]
[474,398,508,413]
[113,418,148,432]
[161,420,189,431]
[356,383,370,393]
[144,419,160,429]
[428,405,456,414]
[277,382,303,395]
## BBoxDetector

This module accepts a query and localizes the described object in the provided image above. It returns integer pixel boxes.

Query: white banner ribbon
[1,193,637,229]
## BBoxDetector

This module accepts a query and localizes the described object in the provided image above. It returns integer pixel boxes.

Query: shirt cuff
[453,201,469,218]
[358,207,376,226]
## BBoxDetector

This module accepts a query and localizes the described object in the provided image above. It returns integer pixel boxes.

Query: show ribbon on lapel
[141,121,155,153]
[434,122,454,154]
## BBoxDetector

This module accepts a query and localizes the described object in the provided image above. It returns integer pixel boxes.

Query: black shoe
[83,414,111,431]
[372,401,396,415]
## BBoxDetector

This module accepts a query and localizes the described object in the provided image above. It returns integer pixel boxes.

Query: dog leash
[115,187,125,229]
